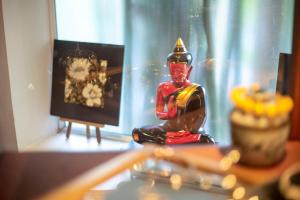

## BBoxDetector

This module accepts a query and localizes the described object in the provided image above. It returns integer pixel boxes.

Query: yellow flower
[267,104,277,117]
[230,87,246,105]
[254,102,264,115]
[282,96,294,112]
[230,85,294,117]
[242,98,255,113]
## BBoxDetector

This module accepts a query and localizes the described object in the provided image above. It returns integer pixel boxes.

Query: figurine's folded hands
[156,92,177,120]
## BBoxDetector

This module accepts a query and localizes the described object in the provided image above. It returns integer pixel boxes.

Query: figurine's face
[169,62,188,84]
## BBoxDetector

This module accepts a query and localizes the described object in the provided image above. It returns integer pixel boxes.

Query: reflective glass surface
[55,0,294,144]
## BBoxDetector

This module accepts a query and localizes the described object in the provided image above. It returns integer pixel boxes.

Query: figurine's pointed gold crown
[173,37,187,53]
[175,37,184,47]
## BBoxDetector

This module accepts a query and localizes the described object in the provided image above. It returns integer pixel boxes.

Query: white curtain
[56,0,294,144]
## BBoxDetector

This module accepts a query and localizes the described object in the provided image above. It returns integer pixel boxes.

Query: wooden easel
[60,117,104,144]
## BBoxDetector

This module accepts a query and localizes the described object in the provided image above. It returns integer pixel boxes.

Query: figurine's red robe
[156,63,191,118]
[155,63,205,133]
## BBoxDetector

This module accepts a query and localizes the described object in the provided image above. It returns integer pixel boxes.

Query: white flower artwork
[64,78,72,98]
[82,83,103,107]
[67,58,91,81]
[51,39,124,126]
[98,72,107,85]
[100,60,107,70]
[64,56,108,108]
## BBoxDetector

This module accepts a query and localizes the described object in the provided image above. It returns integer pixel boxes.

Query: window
[55,0,294,144]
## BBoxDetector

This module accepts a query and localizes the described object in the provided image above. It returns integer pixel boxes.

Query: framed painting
[50,39,124,126]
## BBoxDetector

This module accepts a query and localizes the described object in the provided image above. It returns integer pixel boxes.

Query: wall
[0,0,17,151]
[2,0,58,150]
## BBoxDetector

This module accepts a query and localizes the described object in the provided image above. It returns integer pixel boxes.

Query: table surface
[178,141,300,185]
[0,151,122,200]
[1,141,300,200]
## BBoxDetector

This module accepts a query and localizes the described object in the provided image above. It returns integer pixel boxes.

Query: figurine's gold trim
[176,84,199,108]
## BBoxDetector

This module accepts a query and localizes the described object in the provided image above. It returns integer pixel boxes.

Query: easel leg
[96,127,101,144]
[66,121,72,139]
[86,125,91,139]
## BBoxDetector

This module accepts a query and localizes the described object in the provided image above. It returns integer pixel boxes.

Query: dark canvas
[50,39,124,125]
